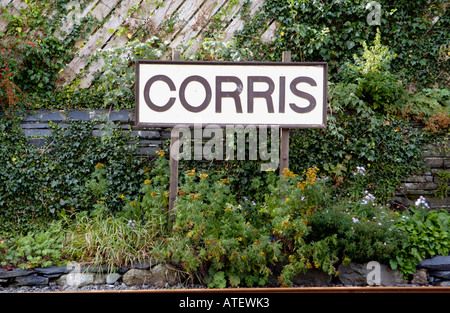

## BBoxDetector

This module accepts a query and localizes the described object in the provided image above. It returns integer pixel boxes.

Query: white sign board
[135,61,327,128]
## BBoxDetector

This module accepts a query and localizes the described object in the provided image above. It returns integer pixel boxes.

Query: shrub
[0,116,146,234]
[390,197,450,277]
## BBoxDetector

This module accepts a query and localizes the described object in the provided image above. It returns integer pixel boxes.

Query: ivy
[0,115,147,234]
[234,0,449,88]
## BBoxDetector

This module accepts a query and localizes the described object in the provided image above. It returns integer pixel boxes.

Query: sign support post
[279,51,291,176]
[168,50,181,219]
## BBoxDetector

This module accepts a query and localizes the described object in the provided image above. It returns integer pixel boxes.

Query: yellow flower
[119,194,125,199]
[97,200,102,204]
[224,207,232,212]
[186,169,196,176]
[285,198,290,202]
[155,150,165,157]
[130,202,135,206]
[241,255,246,261]
[237,237,243,242]
[219,178,230,184]
[144,179,152,185]
[282,168,298,178]
[307,262,312,269]
[297,181,306,190]
[260,252,265,257]
[189,193,201,200]
[150,192,156,196]
[281,220,290,228]
[199,173,208,179]
[95,163,104,169]
[280,31,285,36]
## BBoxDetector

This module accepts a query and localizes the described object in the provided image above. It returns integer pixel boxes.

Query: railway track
[49,286,450,293]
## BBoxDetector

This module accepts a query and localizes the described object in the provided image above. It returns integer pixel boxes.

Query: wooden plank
[79,0,153,88]
[0,0,27,33]
[58,0,137,86]
[279,51,291,176]
[0,0,13,8]
[162,0,205,41]
[222,0,264,40]
[53,0,102,40]
[169,0,228,50]
[147,0,183,31]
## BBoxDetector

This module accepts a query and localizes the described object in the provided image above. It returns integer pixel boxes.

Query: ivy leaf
[346,41,355,50]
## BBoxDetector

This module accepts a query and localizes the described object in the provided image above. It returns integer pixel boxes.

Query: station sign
[135,60,327,128]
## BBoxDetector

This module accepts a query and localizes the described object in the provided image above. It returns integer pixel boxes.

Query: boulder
[411,268,428,285]
[56,272,105,287]
[417,255,450,271]
[14,274,48,286]
[147,264,180,287]
[122,269,153,286]
[292,269,332,286]
[430,271,450,280]
[338,262,404,286]
[122,264,181,287]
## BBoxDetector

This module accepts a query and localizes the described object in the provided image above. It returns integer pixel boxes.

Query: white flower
[414,196,429,208]
[354,166,366,176]
[352,217,359,223]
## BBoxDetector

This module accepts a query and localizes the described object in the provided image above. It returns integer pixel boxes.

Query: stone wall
[1,256,449,290]
[17,109,171,157]
[393,138,449,211]
[14,109,450,211]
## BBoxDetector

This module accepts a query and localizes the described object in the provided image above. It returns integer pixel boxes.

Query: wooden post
[279,51,291,176]
[168,50,181,218]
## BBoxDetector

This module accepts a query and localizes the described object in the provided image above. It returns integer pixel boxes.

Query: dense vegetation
[0,0,448,287]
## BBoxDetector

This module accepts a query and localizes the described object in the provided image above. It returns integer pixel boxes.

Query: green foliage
[62,212,161,271]
[0,220,66,269]
[309,196,404,264]
[390,199,450,277]
[235,0,449,88]
[90,37,169,109]
[0,115,146,233]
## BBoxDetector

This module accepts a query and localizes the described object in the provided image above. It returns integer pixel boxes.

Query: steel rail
[43,286,450,294]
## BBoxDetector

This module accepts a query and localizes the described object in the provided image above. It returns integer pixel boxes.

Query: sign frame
[135,60,328,129]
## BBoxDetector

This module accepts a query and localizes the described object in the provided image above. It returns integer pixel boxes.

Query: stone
[56,272,105,287]
[148,264,180,287]
[292,268,332,286]
[338,262,404,286]
[121,264,181,287]
[40,112,65,122]
[418,255,450,271]
[430,271,450,280]
[338,263,367,286]
[106,273,121,284]
[34,266,70,277]
[0,269,32,279]
[411,268,428,285]
[67,110,90,121]
[437,281,450,287]
[122,269,153,286]
[109,110,130,122]
[14,274,48,286]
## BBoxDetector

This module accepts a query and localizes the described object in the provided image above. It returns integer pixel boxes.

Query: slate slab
[418,255,450,271]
